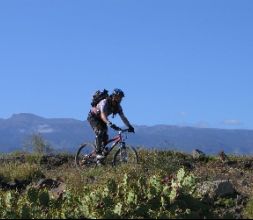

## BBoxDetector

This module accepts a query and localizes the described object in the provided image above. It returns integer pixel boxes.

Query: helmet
[112,88,125,98]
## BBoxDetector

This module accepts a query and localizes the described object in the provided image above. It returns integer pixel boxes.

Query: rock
[50,182,66,200]
[242,160,253,169]
[192,149,206,160]
[218,151,229,162]
[35,178,66,200]
[40,155,69,167]
[197,180,236,201]
[35,178,61,189]
[1,179,30,191]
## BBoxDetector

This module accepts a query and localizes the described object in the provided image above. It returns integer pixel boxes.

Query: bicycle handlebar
[114,128,133,134]
[118,128,130,133]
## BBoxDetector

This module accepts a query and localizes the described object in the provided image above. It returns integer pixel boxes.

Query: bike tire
[113,145,139,166]
[75,143,97,170]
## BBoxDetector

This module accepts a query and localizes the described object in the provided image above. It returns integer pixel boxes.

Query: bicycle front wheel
[113,145,139,166]
[75,143,97,170]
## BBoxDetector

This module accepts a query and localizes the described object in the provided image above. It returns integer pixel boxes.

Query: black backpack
[91,89,109,107]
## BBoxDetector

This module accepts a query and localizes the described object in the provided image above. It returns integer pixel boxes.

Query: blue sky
[0,0,253,129]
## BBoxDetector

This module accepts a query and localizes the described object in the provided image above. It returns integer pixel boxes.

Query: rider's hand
[110,124,121,131]
[128,125,135,133]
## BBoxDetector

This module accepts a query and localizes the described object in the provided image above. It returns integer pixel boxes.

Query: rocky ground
[0,150,253,219]
[190,150,253,219]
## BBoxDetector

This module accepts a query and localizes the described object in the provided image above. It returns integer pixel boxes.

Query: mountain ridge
[1,113,253,131]
[0,113,253,155]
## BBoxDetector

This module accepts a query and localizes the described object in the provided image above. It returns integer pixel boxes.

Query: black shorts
[87,112,107,132]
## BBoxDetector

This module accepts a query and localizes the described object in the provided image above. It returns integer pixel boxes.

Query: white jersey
[91,99,130,127]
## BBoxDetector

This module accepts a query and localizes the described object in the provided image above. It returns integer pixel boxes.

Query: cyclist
[87,88,135,160]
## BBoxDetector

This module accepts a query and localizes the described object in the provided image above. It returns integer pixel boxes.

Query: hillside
[0,150,253,218]
[1,113,253,154]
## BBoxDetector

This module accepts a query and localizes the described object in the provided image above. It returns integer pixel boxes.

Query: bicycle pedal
[96,154,105,160]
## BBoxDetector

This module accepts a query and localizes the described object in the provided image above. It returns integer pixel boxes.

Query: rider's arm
[101,111,111,125]
[118,107,132,128]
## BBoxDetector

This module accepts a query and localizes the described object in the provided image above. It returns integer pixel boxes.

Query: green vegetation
[0,162,44,183]
[23,133,54,155]
[0,149,252,218]
[0,168,198,219]
[244,199,253,219]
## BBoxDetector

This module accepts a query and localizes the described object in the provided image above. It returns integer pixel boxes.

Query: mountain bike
[75,128,139,170]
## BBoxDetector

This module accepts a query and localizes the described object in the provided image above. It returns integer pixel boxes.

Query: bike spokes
[75,143,97,170]
[113,146,139,166]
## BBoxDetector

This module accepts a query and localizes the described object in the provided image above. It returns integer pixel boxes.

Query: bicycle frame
[104,129,128,153]
[75,128,138,169]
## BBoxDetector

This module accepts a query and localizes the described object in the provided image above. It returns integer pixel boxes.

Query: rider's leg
[96,125,108,152]
[87,113,109,158]
[93,121,108,155]
[102,132,109,155]
[87,113,105,154]
[95,129,106,154]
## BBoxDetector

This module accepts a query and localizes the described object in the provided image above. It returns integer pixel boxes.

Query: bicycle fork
[119,142,128,162]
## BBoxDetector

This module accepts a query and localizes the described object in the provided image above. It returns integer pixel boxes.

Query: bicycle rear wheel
[75,143,97,170]
[113,145,139,166]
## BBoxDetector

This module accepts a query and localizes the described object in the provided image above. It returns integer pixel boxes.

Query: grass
[0,162,44,183]
[0,149,253,218]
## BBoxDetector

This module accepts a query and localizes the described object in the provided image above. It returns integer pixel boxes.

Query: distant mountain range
[0,113,253,155]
